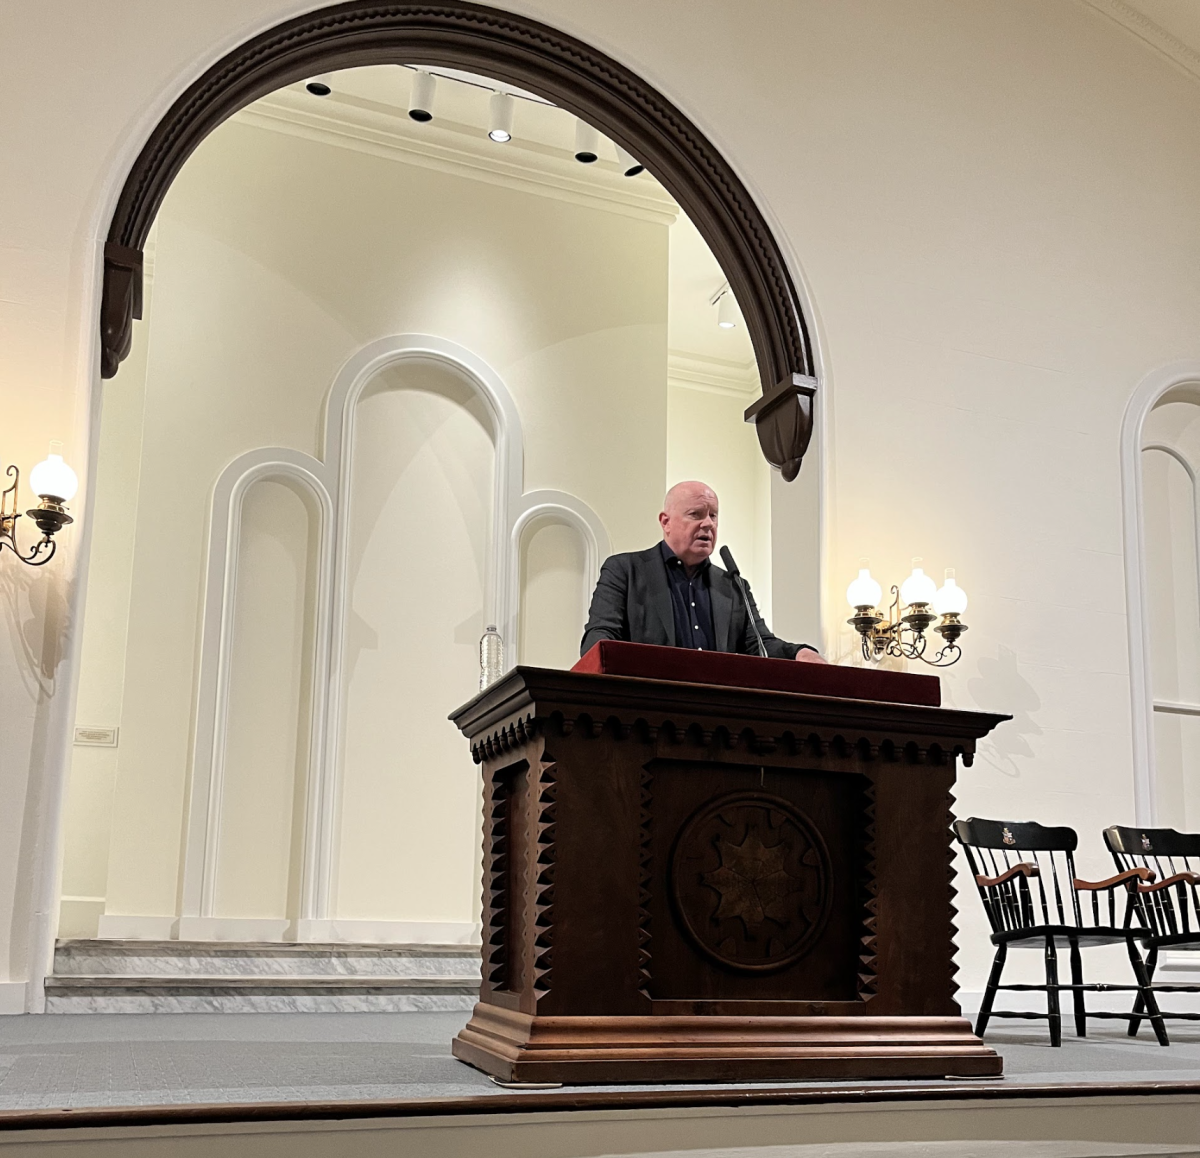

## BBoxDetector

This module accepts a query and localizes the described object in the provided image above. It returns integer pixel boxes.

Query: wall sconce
[1,441,78,566]
[846,558,968,667]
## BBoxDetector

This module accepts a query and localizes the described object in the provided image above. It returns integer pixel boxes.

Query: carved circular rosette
[669,792,831,973]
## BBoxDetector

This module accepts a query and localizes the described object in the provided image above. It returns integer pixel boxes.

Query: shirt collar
[660,540,711,573]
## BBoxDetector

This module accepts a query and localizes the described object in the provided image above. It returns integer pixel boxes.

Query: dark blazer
[580,544,812,658]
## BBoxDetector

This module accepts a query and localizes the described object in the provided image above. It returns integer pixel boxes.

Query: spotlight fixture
[409,70,436,122]
[488,91,514,143]
[710,284,740,329]
[846,558,969,667]
[615,145,645,177]
[305,78,332,97]
[574,118,599,163]
[1,440,78,567]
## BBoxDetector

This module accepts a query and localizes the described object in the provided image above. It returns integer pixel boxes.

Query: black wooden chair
[954,817,1168,1046]
[1105,824,1200,1036]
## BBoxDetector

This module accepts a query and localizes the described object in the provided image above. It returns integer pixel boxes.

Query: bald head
[659,481,719,567]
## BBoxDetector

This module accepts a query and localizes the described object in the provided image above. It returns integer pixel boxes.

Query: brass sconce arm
[849,585,967,668]
[0,464,71,567]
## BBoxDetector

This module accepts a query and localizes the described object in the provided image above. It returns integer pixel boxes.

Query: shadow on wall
[0,564,73,700]
[968,646,1041,778]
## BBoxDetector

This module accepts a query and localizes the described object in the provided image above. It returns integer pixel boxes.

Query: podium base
[452,1003,1003,1084]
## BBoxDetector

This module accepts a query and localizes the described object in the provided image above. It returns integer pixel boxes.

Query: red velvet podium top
[572,641,939,707]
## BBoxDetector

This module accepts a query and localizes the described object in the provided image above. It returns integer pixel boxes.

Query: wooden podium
[450,643,1008,1083]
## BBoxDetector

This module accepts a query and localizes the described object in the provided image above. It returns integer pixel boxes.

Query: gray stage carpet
[1,1011,1198,1111]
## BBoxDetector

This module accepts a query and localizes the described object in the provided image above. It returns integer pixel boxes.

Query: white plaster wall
[335,366,493,925]
[665,383,774,617]
[56,106,673,940]
[6,0,1200,1002]
[520,521,590,669]
[214,477,318,922]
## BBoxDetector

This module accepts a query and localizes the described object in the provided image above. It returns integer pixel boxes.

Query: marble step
[53,939,482,979]
[44,973,481,1014]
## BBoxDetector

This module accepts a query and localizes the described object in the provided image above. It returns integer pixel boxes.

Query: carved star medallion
[670,792,831,973]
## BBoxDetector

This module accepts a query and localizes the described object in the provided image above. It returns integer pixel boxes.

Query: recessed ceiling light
[574,118,600,164]
[489,91,514,143]
[615,145,645,177]
[305,80,331,97]
[409,70,436,122]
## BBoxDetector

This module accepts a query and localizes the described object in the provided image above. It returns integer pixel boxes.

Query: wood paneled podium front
[449,642,1008,1083]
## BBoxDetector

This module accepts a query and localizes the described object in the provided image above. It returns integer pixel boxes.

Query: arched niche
[511,491,611,668]
[98,0,818,479]
[180,335,610,940]
[1121,365,1200,824]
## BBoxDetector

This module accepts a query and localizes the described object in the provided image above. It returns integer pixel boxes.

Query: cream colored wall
[60,112,670,940]
[55,274,156,941]
[520,521,590,668]
[8,0,1200,1001]
[335,366,493,925]
[665,382,773,618]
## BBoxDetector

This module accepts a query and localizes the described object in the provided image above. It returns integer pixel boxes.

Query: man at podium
[581,480,825,662]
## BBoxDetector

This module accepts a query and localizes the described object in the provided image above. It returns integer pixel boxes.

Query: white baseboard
[176,917,292,942]
[58,897,106,940]
[96,914,179,940]
[0,981,28,1015]
[295,919,481,945]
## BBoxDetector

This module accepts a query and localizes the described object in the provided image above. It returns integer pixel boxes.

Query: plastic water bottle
[480,625,504,690]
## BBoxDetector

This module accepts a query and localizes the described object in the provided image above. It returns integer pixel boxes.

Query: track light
[305,77,332,97]
[716,290,739,329]
[615,145,645,177]
[488,91,514,143]
[574,118,599,163]
[409,70,436,122]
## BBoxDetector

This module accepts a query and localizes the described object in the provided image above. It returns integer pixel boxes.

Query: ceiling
[261,66,756,380]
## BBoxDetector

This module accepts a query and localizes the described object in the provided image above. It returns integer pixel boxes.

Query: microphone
[720,546,768,658]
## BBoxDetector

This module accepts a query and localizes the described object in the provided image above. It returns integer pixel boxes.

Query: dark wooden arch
[100,1,817,478]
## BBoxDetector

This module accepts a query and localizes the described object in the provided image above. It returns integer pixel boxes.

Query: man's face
[659,486,719,566]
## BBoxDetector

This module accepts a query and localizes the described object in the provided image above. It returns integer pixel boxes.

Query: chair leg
[1126,937,1169,1047]
[1127,942,1155,1037]
[1044,936,1062,1047]
[976,942,1007,1038]
[1068,936,1086,1038]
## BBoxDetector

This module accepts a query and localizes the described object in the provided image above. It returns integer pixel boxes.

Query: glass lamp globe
[934,569,968,616]
[899,559,937,606]
[29,442,78,502]
[846,566,882,609]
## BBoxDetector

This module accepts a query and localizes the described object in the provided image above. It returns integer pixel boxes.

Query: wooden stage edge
[5,1081,1200,1133]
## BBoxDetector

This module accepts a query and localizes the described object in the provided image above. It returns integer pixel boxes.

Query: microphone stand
[720,546,768,658]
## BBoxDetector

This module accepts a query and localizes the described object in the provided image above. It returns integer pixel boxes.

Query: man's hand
[795,649,828,664]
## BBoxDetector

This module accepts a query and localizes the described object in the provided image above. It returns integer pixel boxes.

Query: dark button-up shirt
[660,540,716,651]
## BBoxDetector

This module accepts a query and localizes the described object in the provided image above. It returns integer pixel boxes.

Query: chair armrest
[975,862,1039,887]
[1138,871,1200,893]
[1074,867,1154,891]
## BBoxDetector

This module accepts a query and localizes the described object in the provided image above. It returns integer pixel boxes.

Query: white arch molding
[510,491,611,665]
[1121,361,1200,826]
[179,334,607,943]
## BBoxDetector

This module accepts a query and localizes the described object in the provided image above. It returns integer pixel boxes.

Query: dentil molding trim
[1079,0,1200,84]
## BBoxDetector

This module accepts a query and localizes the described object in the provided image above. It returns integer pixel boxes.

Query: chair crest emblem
[1141,834,1152,851]
[1002,827,1016,846]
